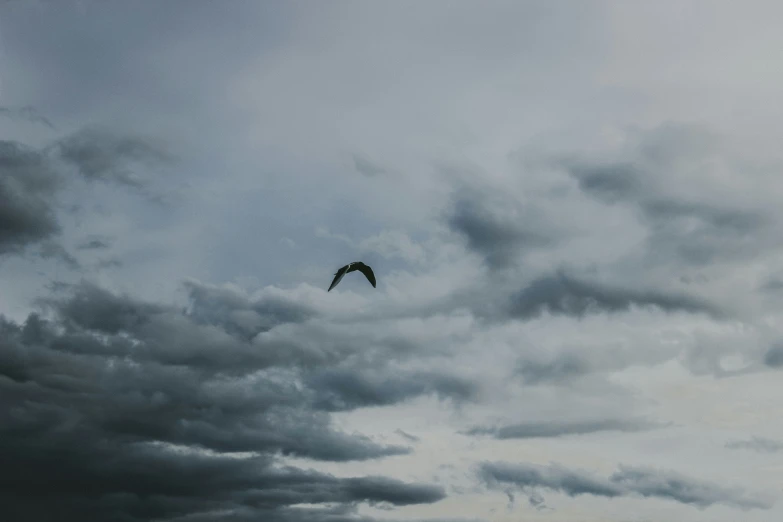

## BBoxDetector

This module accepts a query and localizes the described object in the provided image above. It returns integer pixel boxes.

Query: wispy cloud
[726,436,783,454]
[480,461,772,511]
[507,270,723,320]
[465,418,665,440]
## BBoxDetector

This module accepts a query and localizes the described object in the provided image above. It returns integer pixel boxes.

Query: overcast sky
[2,1,783,521]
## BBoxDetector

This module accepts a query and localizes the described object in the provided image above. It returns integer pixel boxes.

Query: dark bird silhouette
[328,261,376,292]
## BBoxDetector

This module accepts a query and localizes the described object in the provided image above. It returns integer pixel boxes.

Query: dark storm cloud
[0,439,440,522]
[159,507,484,522]
[726,436,783,454]
[1,309,408,463]
[507,270,721,320]
[479,461,771,511]
[560,125,772,266]
[0,281,458,521]
[446,190,558,270]
[465,418,663,439]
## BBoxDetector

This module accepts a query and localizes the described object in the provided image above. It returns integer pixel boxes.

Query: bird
[328,261,376,292]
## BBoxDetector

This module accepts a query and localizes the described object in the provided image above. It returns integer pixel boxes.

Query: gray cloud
[560,124,773,267]
[446,188,559,270]
[726,436,783,454]
[761,278,783,292]
[37,241,80,270]
[0,140,62,253]
[513,353,591,385]
[395,429,420,443]
[0,105,56,129]
[76,236,112,250]
[507,270,721,320]
[764,344,783,368]
[0,280,465,520]
[352,154,386,177]
[1,127,173,260]
[183,280,316,341]
[50,281,168,334]
[39,282,347,375]
[568,161,644,203]
[0,441,441,522]
[479,461,771,511]
[53,126,174,188]
[5,3,783,521]
[96,258,123,269]
[306,367,477,412]
[466,418,663,440]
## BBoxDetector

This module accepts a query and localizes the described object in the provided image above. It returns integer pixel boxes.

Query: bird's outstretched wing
[328,264,350,292]
[353,262,376,288]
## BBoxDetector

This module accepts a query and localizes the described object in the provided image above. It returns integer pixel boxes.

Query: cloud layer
[480,461,771,511]
[2,2,783,521]
[0,281,453,521]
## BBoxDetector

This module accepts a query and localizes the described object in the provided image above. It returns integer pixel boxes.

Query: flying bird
[328,261,376,292]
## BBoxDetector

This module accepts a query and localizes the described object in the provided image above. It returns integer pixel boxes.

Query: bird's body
[328,261,376,292]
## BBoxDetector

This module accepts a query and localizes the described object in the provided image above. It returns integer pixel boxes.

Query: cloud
[479,461,771,511]
[5,4,783,521]
[726,436,783,454]
[507,270,721,320]
[52,126,174,188]
[76,236,112,250]
[183,280,316,341]
[0,105,56,129]
[512,353,591,385]
[559,124,774,267]
[761,278,783,292]
[358,230,427,264]
[480,461,624,500]
[445,188,559,270]
[0,280,461,520]
[0,140,62,253]
[39,282,325,375]
[306,367,477,412]
[49,280,168,334]
[465,418,663,439]
[763,344,783,368]
[96,258,123,269]
[395,429,420,443]
[0,127,173,259]
[0,441,441,522]
[37,241,80,270]
[352,154,386,177]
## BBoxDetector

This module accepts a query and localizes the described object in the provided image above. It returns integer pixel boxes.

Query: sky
[1,1,783,521]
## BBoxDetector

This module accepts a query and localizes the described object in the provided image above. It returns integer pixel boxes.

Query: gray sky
[2,1,783,521]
